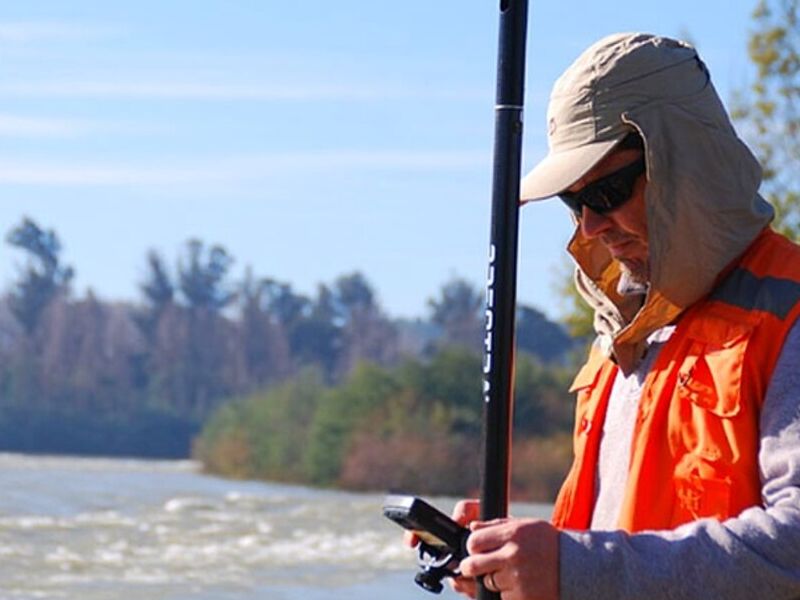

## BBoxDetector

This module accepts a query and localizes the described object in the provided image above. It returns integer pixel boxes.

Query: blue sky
[1,1,756,320]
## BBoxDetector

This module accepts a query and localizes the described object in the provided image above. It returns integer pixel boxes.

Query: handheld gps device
[382,494,470,594]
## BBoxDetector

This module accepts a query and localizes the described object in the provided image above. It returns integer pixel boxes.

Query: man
[451,33,800,599]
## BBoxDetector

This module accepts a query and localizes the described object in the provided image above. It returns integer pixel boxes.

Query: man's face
[566,147,649,284]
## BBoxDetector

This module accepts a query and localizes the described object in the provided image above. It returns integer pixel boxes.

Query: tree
[142,239,239,417]
[334,271,375,314]
[252,278,344,379]
[428,278,483,351]
[305,363,401,484]
[735,0,800,237]
[194,373,325,481]
[330,272,398,377]
[141,251,174,310]
[38,293,141,413]
[235,270,291,388]
[554,258,594,340]
[135,250,175,341]
[5,218,74,334]
[178,239,235,311]
[283,284,340,378]
[516,304,574,363]
[261,279,309,326]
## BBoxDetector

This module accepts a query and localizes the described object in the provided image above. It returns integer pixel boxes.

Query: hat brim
[520,137,624,203]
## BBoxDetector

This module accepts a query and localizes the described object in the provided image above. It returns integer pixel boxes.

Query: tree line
[194,348,577,502]
[0,216,575,461]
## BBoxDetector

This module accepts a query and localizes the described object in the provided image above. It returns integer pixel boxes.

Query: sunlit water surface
[0,454,550,600]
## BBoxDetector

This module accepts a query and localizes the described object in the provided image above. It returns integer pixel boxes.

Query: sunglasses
[559,156,646,217]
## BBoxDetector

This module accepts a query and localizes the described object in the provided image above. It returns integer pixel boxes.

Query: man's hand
[447,500,481,597]
[458,518,560,600]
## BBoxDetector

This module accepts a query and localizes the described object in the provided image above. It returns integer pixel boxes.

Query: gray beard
[617,268,649,296]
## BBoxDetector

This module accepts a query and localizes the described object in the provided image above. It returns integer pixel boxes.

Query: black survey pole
[479,2,528,599]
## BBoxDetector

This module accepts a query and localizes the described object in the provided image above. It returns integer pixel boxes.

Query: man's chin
[618,262,650,296]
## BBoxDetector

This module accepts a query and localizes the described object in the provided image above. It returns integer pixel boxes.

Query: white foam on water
[94,547,125,566]
[120,566,177,585]
[236,535,259,549]
[49,573,95,585]
[234,527,413,570]
[0,453,198,473]
[74,511,136,528]
[256,520,273,534]
[194,522,227,536]
[0,515,60,529]
[5,588,66,599]
[44,546,86,567]
[162,496,219,513]
[0,510,136,533]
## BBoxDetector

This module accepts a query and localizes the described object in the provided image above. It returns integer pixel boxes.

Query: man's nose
[580,206,612,238]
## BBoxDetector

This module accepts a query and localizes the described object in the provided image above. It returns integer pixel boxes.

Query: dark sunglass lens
[585,182,621,213]
[557,157,644,218]
[558,194,582,217]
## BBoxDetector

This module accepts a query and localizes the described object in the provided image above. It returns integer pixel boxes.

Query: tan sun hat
[521,33,703,203]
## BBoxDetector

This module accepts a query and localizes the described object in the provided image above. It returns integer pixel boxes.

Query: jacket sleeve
[558,320,800,600]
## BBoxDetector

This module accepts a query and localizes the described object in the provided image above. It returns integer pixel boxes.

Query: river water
[0,454,551,600]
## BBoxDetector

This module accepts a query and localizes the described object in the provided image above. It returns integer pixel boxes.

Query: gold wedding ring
[484,572,499,592]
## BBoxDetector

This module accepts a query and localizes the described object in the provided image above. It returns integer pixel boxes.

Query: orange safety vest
[552,228,800,532]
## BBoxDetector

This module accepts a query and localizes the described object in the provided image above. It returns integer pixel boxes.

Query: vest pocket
[675,322,752,418]
[670,318,753,523]
[673,459,732,521]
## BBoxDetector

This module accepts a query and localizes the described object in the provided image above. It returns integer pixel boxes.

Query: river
[0,454,551,600]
